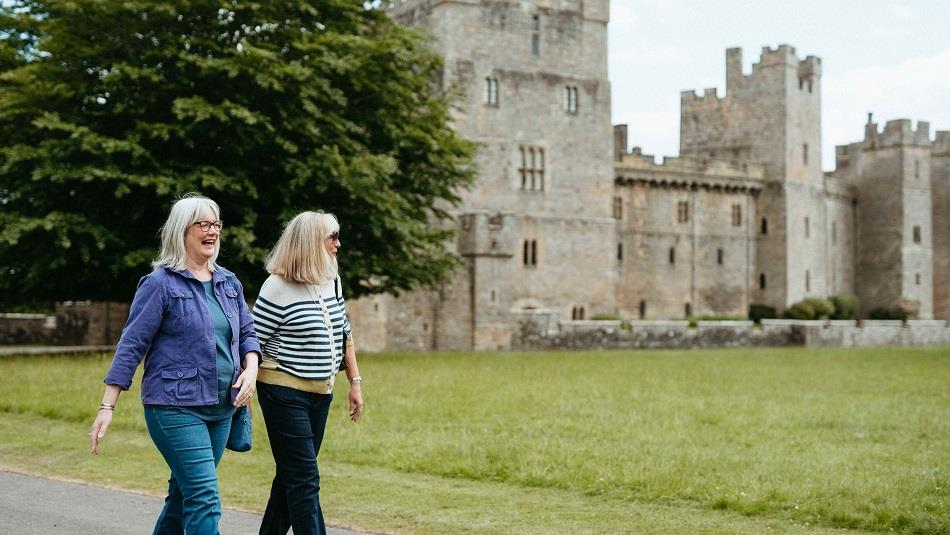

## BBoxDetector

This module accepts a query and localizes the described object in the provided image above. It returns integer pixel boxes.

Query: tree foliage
[0,0,475,307]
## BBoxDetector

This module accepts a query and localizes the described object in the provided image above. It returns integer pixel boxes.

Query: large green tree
[0,0,474,307]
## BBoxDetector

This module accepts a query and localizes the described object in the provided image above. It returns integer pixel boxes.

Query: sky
[608,0,950,171]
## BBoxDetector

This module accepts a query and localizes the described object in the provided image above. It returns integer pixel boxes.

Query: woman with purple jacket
[89,194,261,534]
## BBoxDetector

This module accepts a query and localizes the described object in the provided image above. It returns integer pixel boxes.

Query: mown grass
[0,347,947,534]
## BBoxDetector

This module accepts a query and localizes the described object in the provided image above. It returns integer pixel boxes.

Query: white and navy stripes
[252,274,352,380]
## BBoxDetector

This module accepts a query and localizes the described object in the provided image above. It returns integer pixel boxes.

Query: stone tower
[358,0,616,350]
[833,118,935,318]
[680,45,828,312]
[933,131,950,319]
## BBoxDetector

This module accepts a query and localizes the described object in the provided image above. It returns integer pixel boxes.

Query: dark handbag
[226,405,252,452]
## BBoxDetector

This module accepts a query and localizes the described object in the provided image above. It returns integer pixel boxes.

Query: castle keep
[347,0,949,351]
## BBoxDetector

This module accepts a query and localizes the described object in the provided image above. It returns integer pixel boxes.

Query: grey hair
[153,194,221,272]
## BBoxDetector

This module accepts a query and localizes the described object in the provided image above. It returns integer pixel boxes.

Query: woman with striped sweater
[252,211,363,535]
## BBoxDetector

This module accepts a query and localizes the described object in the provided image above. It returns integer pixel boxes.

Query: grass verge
[0,347,947,534]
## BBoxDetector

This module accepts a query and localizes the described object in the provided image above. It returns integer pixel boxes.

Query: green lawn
[0,347,947,534]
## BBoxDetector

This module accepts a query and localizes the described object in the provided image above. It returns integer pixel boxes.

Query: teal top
[179,281,235,420]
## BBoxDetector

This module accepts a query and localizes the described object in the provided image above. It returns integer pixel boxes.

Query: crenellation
[680,89,723,107]
[726,47,743,94]
[935,131,950,154]
[755,44,798,68]
[870,119,933,147]
[798,55,822,77]
[915,121,931,145]
[617,153,766,183]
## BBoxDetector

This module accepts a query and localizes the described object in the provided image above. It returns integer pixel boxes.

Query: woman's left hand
[349,383,364,422]
[232,366,258,407]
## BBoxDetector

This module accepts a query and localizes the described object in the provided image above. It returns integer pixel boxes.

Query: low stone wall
[804,319,950,347]
[0,302,131,347]
[55,301,130,346]
[513,318,801,350]
[0,313,57,344]
[512,316,950,350]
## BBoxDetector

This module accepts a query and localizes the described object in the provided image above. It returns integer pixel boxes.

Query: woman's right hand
[90,409,113,455]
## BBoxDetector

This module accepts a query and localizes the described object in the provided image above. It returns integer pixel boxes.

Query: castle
[346,0,950,351]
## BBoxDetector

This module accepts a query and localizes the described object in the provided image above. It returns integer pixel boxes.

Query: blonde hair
[266,211,340,284]
[153,194,221,272]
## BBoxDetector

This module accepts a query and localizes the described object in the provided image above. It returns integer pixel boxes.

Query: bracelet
[98,403,115,411]
[349,375,362,384]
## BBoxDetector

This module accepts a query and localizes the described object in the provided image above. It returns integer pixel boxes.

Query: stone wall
[678,45,830,314]
[373,0,618,350]
[55,301,130,346]
[0,302,131,346]
[0,313,57,344]
[932,131,950,319]
[512,315,950,350]
[832,119,935,317]
[615,153,763,318]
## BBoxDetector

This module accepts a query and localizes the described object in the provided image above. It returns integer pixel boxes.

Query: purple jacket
[104,265,262,406]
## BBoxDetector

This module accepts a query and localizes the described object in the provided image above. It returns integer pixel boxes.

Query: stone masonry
[359,0,616,350]
[344,1,949,350]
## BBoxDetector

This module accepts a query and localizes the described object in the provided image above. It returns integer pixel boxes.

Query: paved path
[0,471,371,534]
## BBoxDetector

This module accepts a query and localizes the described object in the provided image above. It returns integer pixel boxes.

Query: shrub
[784,300,816,320]
[830,292,860,320]
[804,298,835,319]
[748,304,778,323]
[894,298,921,320]
[868,298,920,321]
[869,307,904,320]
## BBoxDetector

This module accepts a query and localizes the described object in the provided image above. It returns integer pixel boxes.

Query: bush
[830,293,860,320]
[785,298,834,320]
[804,298,835,319]
[748,304,778,323]
[868,298,920,321]
[869,307,904,321]
[894,298,921,320]
[784,300,816,320]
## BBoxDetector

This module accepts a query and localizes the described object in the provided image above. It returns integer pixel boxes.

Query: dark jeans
[257,382,333,535]
[144,405,233,535]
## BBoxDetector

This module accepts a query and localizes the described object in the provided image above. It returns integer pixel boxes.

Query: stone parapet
[616,154,767,188]
[696,320,755,328]
[512,315,950,350]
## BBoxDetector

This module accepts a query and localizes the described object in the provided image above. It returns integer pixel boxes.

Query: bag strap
[304,282,342,379]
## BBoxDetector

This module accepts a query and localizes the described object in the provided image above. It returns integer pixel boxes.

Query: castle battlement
[856,118,932,148]
[616,152,766,193]
[380,0,608,22]
[680,87,723,105]
[934,131,950,155]
[757,44,798,67]
[705,44,823,99]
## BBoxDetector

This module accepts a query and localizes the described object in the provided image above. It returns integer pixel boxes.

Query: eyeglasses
[327,233,340,242]
[193,220,223,232]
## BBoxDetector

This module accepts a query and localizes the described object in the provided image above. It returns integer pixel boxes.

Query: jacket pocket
[160,367,200,400]
[168,290,195,317]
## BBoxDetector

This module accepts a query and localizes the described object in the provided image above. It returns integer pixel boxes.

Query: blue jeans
[144,405,233,535]
[257,382,333,535]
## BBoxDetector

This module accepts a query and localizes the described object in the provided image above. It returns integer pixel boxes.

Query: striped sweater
[251,274,352,381]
